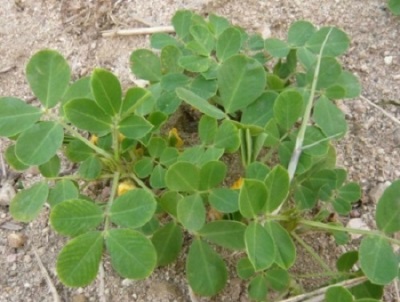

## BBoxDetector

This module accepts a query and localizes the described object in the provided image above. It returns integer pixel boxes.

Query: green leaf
[337,71,361,99]
[273,89,304,130]
[110,189,157,228]
[188,25,214,56]
[307,57,342,89]
[149,164,166,189]
[48,179,79,207]
[236,257,255,280]
[151,222,183,266]
[245,222,275,271]
[150,33,180,49]
[288,20,316,47]
[65,139,94,163]
[264,221,296,269]
[39,155,60,177]
[218,55,266,113]
[178,55,211,72]
[64,98,112,132]
[248,275,268,301]
[160,147,179,167]
[5,145,29,171]
[359,235,398,285]
[247,34,265,51]
[376,179,400,234]
[336,250,358,272]
[241,91,278,128]
[306,27,350,57]
[297,47,317,70]
[186,238,227,296]
[209,14,231,36]
[147,137,167,158]
[239,179,268,218]
[26,50,71,108]
[325,85,346,99]
[245,162,270,181]
[15,121,63,166]
[209,188,239,213]
[159,191,182,217]
[313,96,347,139]
[160,45,183,74]
[199,115,218,145]
[186,76,217,100]
[337,182,361,203]
[264,38,290,58]
[0,97,42,137]
[325,286,354,302]
[62,76,93,103]
[216,27,242,61]
[294,183,318,209]
[264,166,290,213]
[91,68,122,116]
[133,157,154,178]
[389,0,400,15]
[130,49,161,82]
[302,126,329,156]
[177,194,205,231]
[265,267,290,292]
[106,229,156,279]
[172,10,193,40]
[199,161,227,190]
[56,231,103,287]
[160,73,190,91]
[78,155,102,180]
[176,88,226,119]
[157,90,182,114]
[10,182,49,222]
[215,120,240,152]
[119,115,153,140]
[350,281,383,300]
[122,87,152,116]
[50,199,103,237]
[165,161,200,192]
[199,221,246,250]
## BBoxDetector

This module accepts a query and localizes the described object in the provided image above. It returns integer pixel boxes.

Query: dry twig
[0,65,15,74]
[32,246,61,302]
[102,26,174,37]
[361,95,400,126]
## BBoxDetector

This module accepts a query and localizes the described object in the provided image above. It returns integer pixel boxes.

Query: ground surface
[0,0,400,301]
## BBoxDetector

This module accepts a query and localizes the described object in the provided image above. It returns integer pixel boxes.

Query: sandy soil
[0,0,399,301]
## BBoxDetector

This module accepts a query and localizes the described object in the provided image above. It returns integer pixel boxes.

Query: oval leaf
[56,231,103,287]
[15,121,63,166]
[165,161,200,192]
[248,275,268,301]
[110,189,157,229]
[10,182,49,222]
[119,115,153,139]
[64,98,112,133]
[199,161,227,190]
[245,222,275,271]
[186,238,227,296]
[209,188,239,213]
[48,179,79,207]
[376,179,400,234]
[26,49,71,108]
[91,68,122,116]
[325,286,354,302]
[130,49,161,82]
[177,194,205,231]
[39,155,61,177]
[50,199,103,237]
[151,222,183,266]
[0,97,42,137]
[106,229,157,279]
[274,90,304,130]
[199,221,246,250]
[218,55,266,113]
[306,27,350,57]
[239,179,268,218]
[264,165,290,213]
[216,27,242,61]
[359,235,398,285]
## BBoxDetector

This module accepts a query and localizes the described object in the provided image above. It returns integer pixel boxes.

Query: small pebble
[7,233,26,248]
[71,294,87,302]
[384,56,393,65]
[23,254,31,263]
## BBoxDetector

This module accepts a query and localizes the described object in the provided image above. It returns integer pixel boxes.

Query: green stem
[129,173,155,196]
[299,219,400,246]
[111,121,120,162]
[104,172,120,231]
[58,119,114,161]
[291,231,334,274]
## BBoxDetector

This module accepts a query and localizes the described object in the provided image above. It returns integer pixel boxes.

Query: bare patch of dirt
[1,0,399,301]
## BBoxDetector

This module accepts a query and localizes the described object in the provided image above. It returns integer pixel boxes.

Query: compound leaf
[151,222,183,266]
[56,231,103,287]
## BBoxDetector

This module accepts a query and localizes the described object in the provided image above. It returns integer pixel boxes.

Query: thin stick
[278,276,367,302]
[102,26,174,37]
[361,95,400,126]
[32,246,61,302]
[0,152,7,179]
[99,261,106,302]
[0,66,15,74]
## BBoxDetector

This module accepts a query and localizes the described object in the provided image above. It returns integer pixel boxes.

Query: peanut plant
[1,10,399,301]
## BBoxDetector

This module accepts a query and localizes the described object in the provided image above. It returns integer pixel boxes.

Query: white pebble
[384,56,393,65]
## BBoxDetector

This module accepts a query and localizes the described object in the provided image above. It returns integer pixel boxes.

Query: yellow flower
[117,180,136,196]
[90,134,98,145]
[168,128,184,148]
[118,132,125,142]
[231,177,243,190]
